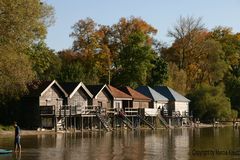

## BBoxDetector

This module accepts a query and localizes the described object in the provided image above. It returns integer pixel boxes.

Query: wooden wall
[68,87,88,107]
[39,84,66,110]
[92,88,112,110]
[132,101,149,109]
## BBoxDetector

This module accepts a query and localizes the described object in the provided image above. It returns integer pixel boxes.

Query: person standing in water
[14,122,21,152]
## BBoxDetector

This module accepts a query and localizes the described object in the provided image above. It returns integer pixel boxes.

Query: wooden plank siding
[39,84,66,109]
[92,89,112,110]
[133,101,149,109]
[68,87,88,107]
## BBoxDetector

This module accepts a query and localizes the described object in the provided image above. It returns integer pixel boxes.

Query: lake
[0,127,240,160]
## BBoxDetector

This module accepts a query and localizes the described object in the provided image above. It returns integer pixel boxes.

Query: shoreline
[0,123,235,137]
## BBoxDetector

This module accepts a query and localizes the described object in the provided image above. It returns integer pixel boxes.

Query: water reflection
[1,127,240,160]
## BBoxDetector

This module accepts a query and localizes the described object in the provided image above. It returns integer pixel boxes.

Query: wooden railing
[40,105,101,116]
[124,108,139,116]
[40,106,55,115]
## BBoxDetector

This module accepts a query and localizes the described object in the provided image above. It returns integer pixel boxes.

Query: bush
[188,84,233,121]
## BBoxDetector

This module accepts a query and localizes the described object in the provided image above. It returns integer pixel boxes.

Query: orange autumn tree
[69,17,164,86]
[163,16,227,93]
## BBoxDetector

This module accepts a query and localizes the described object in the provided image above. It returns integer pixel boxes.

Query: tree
[27,41,61,80]
[211,27,240,72]
[58,61,85,83]
[195,39,228,86]
[163,17,230,92]
[0,46,34,104]
[110,17,157,68]
[70,18,102,84]
[165,63,187,95]
[210,27,240,78]
[167,16,206,69]
[210,27,240,115]
[147,57,168,87]
[58,49,98,84]
[163,16,210,92]
[112,31,154,88]
[0,0,54,51]
[70,18,99,53]
[225,76,240,114]
[0,0,54,124]
[188,84,235,121]
[69,17,159,85]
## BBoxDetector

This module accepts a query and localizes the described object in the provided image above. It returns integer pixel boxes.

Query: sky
[45,0,240,52]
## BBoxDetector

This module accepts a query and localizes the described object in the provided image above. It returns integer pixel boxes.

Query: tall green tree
[112,31,154,88]
[0,0,54,124]
[58,61,85,83]
[210,27,240,115]
[27,41,61,80]
[110,17,157,69]
[58,49,98,84]
[0,47,34,104]
[0,0,54,96]
[0,0,54,50]
[147,57,168,87]
[197,40,228,85]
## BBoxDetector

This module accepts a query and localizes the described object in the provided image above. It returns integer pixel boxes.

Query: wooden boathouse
[19,80,188,131]
[60,82,93,130]
[154,86,191,126]
[21,80,68,129]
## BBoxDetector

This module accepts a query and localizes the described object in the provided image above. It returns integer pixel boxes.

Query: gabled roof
[154,86,190,102]
[136,86,168,102]
[107,85,132,100]
[27,80,67,97]
[119,86,151,101]
[60,82,93,99]
[86,84,112,98]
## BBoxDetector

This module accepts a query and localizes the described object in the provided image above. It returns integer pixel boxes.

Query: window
[115,101,121,109]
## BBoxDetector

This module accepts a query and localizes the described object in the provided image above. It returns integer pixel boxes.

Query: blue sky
[45,0,240,52]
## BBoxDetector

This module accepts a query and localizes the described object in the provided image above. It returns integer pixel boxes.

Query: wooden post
[74,106,77,131]
[70,105,72,130]
[168,118,171,128]
[99,118,101,131]
[87,117,89,130]
[74,116,76,131]
[132,110,134,130]
[54,105,57,132]
[81,116,83,131]
[113,114,115,130]
[91,116,93,131]
[64,105,67,130]
[40,116,42,130]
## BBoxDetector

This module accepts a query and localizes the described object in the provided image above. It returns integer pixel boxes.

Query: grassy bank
[0,125,14,132]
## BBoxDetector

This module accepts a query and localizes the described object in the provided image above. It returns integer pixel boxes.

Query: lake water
[0,127,240,160]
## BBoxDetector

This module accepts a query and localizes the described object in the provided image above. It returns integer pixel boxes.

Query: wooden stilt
[99,118,101,131]
[81,116,83,131]
[55,116,57,132]
[54,105,57,132]
[70,105,72,130]
[74,116,76,131]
